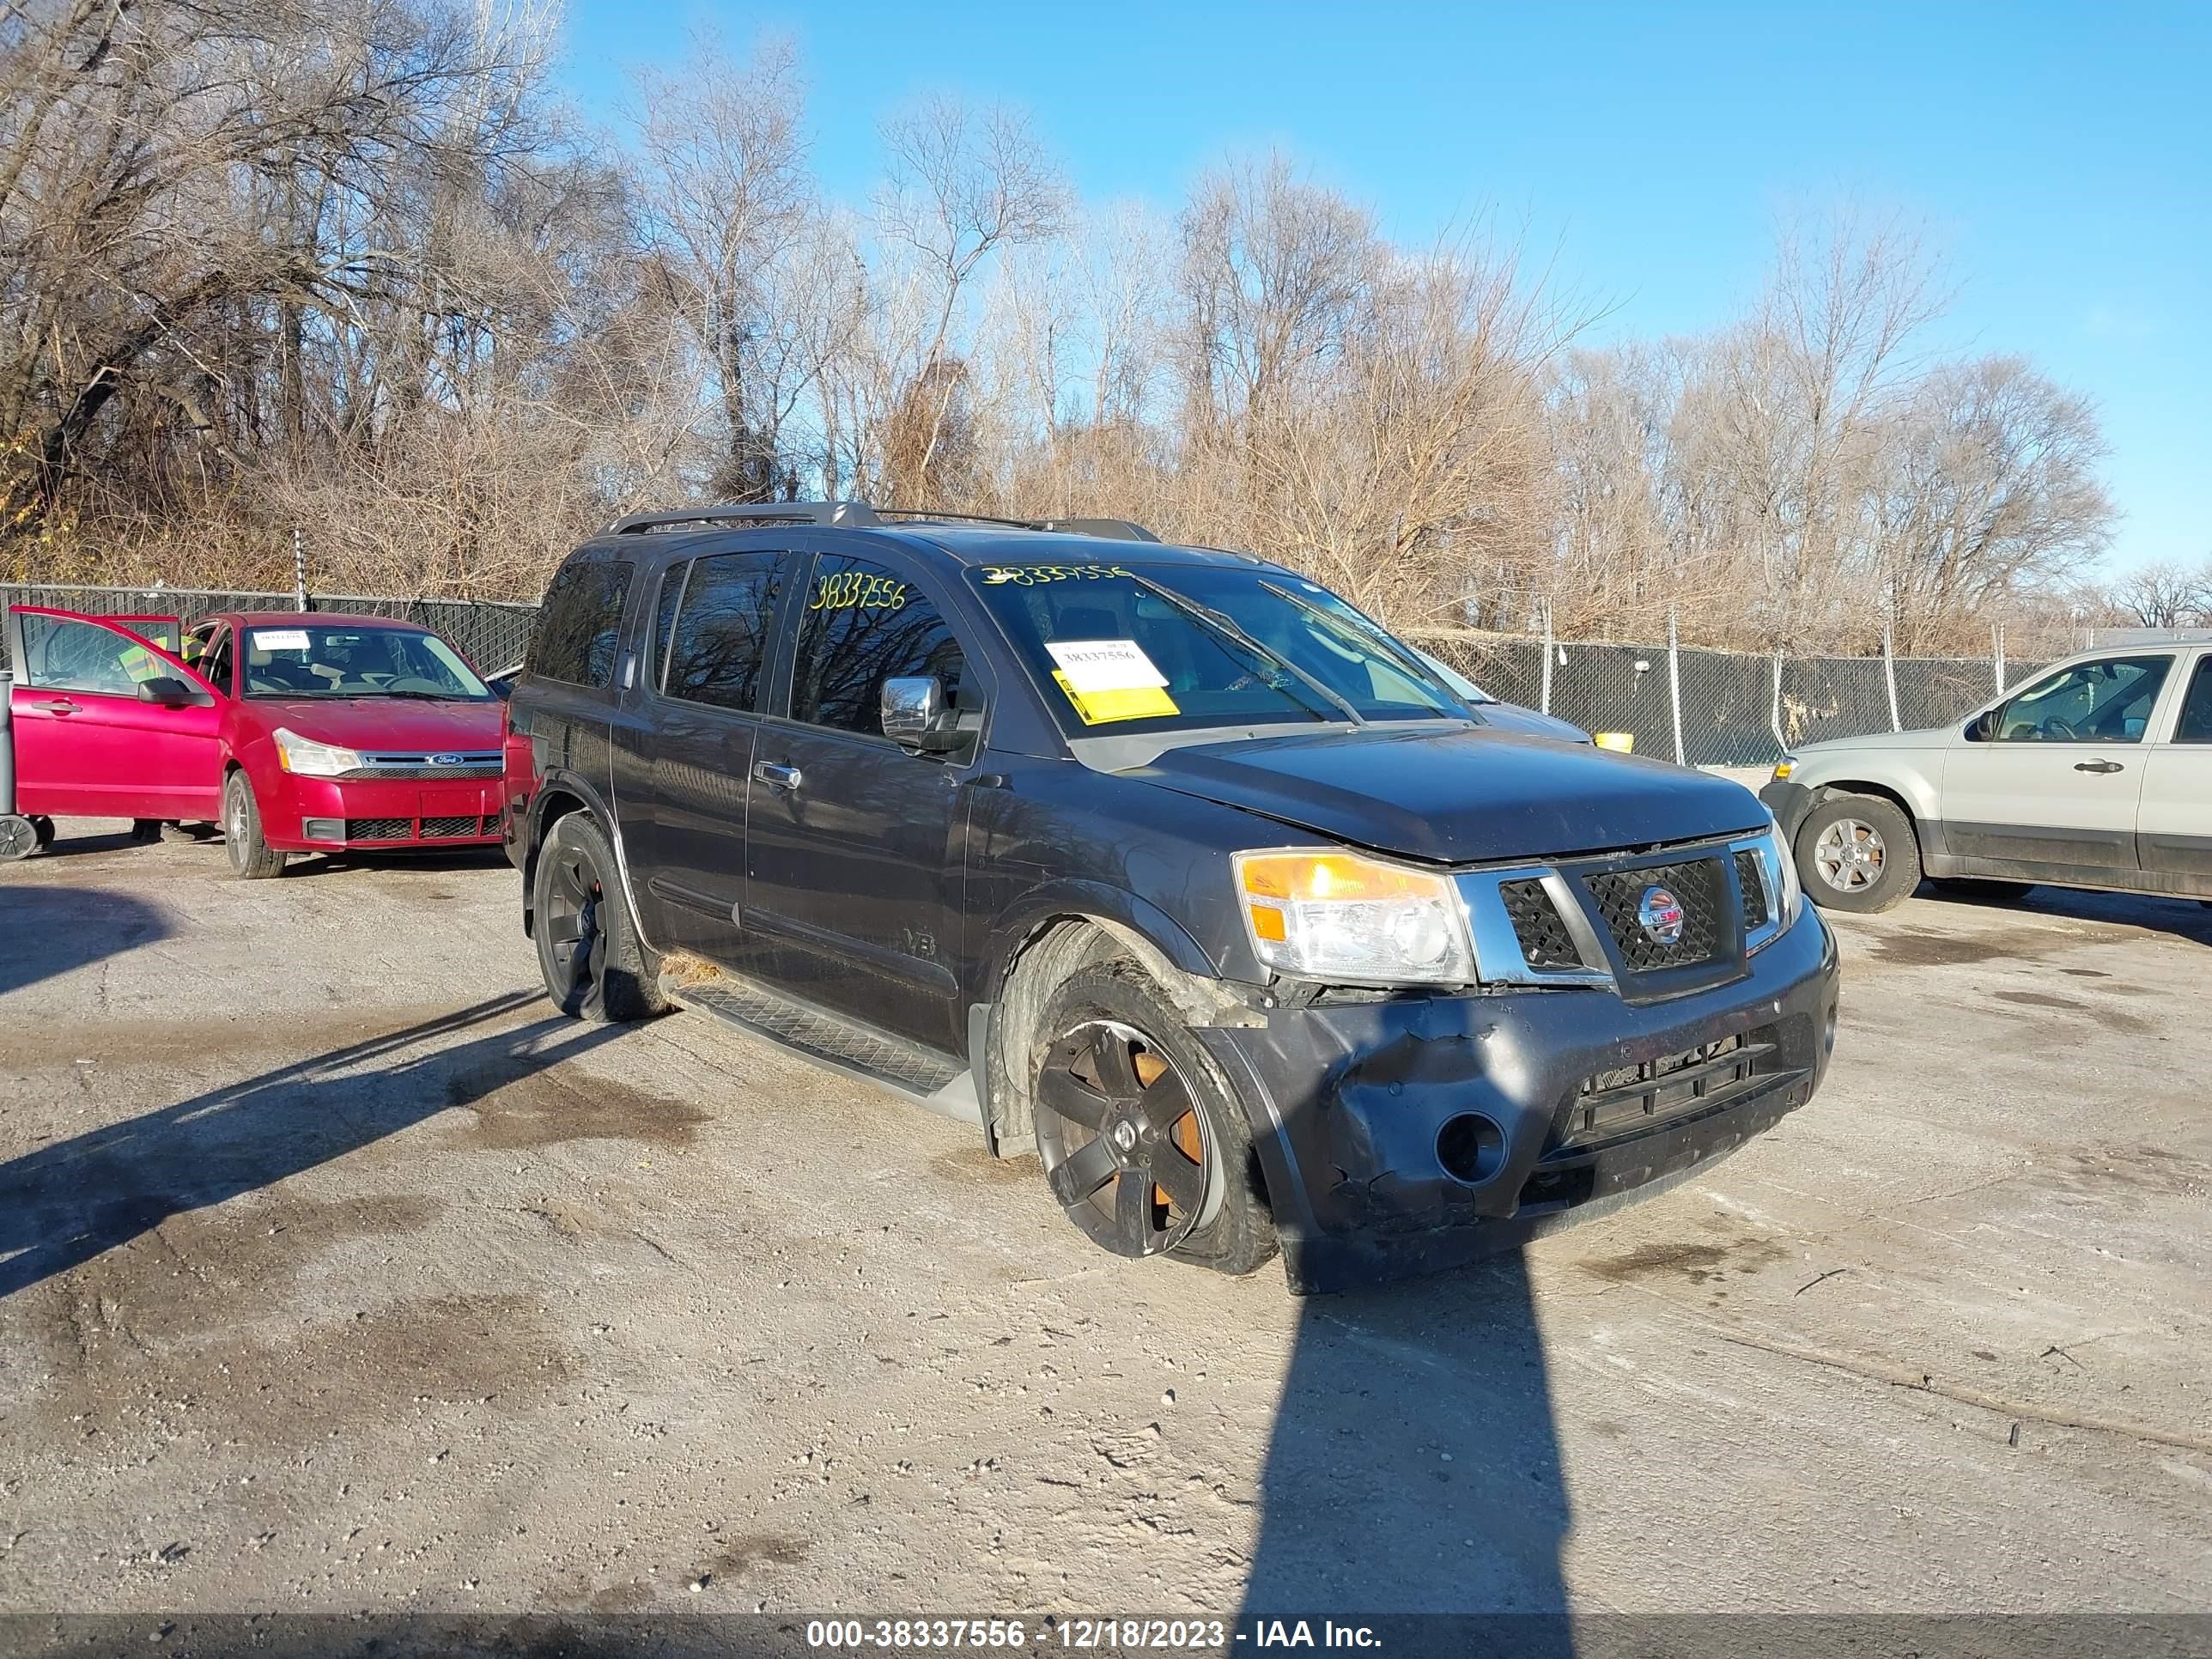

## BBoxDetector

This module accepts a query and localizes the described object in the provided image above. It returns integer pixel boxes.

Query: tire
[222,771,288,879]
[1929,878,2034,903]
[531,811,667,1023]
[29,816,55,849]
[1028,958,1277,1278]
[1794,793,1919,914]
[0,814,36,862]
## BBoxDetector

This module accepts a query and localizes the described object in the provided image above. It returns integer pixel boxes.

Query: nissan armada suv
[503,503,1839,1292]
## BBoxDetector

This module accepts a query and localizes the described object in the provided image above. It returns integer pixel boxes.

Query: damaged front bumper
[1197,908,1839,1294]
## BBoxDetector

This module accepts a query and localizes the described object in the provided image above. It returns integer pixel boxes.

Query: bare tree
[629,34,812,501]
[2110,560,2212,629]
[874,98,1066,501]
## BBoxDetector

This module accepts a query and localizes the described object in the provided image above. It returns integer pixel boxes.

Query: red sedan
[1,607,506,877]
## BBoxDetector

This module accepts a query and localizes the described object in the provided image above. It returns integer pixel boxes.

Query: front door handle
[752,761,802,791]
[2073,759,2124,775]
[33,697,78,714]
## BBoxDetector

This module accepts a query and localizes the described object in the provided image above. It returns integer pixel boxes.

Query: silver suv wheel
[1812,816,1886,893]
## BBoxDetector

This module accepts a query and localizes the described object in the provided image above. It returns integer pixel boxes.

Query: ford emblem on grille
[1637,884,1686,946]
[431,753,465,765]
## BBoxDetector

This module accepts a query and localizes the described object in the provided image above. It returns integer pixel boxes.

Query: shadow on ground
[0,883,168,995]
[0,991,618,1302]
[1237,1251,1573,1653]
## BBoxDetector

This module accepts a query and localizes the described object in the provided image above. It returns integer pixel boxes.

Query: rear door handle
[33,697,78,714]
[2073,759,2124,775]
[752,761,802,790]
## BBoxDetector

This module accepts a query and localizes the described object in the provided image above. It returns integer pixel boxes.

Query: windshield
[240,623,492,701]
[967,562,1472,734]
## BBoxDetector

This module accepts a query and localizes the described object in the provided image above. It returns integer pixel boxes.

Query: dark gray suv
[503,503,1838,1292]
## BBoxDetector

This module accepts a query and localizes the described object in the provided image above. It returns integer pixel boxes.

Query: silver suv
[1760,642,2212,912]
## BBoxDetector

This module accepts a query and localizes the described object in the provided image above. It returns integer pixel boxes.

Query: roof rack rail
[607,501,883,535]
[605,500,1162,544]
[876,507,1161,544]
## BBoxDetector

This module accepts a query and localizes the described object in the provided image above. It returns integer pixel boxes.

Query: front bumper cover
[1759,776,1817,843]
[1198,907,1839,1293]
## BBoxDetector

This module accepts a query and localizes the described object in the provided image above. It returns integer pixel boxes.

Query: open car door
[5,607,220,823]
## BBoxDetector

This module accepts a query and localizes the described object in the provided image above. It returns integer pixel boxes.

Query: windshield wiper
[1121,572,1366,726]
[1257,579,1472,716]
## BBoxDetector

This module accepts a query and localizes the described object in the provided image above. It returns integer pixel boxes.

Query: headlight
[273,726,365,777]
[1752,822,1802,946]
[1235,848,1474,986]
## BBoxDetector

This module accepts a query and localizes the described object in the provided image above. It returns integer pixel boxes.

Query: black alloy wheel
[542,836,608,1012]
[1034,1018,1218,1258]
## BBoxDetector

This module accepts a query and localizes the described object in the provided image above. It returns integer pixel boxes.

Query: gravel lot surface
[2,822,2208,1627]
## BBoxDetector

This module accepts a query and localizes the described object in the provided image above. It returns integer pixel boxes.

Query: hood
[1795,722,1958,756]
[247,697,505,752]
[1470,701,1589,744]
[1130,726,1767,864]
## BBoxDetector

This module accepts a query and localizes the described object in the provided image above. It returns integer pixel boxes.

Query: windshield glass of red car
[240,624,491,701]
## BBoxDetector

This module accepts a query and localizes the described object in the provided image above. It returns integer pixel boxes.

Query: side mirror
[1967,708,2000,742]
[138,676,194,707]
[881,676,944,749]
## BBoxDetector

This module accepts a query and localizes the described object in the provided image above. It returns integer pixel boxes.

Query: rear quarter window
[528,561,634,688]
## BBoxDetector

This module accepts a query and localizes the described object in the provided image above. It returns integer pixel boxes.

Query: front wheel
[222,772,287,879]
[29,816,55,849]
[530,811,666,1022]
[1794,793,1920,914]
[1029,959,1277,1277]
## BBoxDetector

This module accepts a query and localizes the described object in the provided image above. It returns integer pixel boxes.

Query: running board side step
[659,963,981,1124]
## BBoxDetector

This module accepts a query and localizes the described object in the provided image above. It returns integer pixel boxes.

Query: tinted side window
[792,556,965,738]
[2173,656,2212,744]
[665,551,783,712]
[528,561,633,687]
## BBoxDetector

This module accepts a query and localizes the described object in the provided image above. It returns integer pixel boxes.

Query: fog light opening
[301,817,344,843]
[1436,1112,1507,1186]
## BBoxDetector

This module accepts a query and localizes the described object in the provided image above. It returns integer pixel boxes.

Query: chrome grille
[1583,857,1728,971]
[340,750,501,781]
[1735,849,1770,932]
[1498,878,1581,969]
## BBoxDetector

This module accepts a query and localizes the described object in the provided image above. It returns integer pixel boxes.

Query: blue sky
[559,0,2209,574]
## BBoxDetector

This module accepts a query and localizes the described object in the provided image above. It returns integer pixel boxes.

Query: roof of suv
[585,504,1268,574]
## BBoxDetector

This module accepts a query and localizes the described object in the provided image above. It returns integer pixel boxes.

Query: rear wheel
[0,814,36,862]
[531,811,666,1022]
[30,816,55,849]
[1794,793,1920,914]
[222,772,287,879]
[1030,959,1276,1277]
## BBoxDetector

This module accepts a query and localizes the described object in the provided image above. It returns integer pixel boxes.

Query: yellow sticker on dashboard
[1050,671,1179,724]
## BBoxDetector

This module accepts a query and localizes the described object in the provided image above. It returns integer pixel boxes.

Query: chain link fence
[1406,627,2045,768]
[3,581,2051,767]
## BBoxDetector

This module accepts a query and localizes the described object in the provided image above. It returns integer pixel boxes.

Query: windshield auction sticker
[252,629,312,652]
[1044,639,1177,723]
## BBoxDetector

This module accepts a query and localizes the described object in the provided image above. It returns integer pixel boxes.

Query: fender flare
[969,879,1266,1157]
[521,769,659,954]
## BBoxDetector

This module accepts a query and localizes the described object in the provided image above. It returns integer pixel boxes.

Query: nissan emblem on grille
[1638,884,1686,945]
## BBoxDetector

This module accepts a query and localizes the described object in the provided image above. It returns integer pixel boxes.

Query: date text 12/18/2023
[803,1619,1382,1650]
